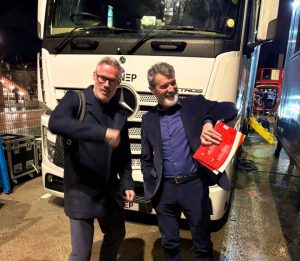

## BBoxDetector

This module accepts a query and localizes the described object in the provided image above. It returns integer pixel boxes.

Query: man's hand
[124,190,135,202]
[200,122,222,146]
[105,128,120,148]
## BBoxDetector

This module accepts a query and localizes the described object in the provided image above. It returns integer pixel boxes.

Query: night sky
[0,0,40,64]
[0,0,294,67]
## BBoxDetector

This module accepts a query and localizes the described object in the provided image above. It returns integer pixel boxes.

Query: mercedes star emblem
[115,85,137,118]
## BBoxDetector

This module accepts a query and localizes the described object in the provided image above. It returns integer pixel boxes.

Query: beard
[160,92,179,108]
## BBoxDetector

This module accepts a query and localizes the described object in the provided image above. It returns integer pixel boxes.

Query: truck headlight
[47,140,56,163]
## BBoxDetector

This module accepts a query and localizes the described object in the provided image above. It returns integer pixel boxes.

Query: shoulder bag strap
[75,91,86,121]
[65,91,86,146]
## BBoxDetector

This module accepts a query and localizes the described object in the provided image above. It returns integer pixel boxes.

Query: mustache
[165,89,178,97]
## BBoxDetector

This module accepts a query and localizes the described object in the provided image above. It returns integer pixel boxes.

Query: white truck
[37,0,279,220]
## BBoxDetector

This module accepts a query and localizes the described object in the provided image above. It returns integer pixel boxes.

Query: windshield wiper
[157,25,219,34]
[127,25,203,55]
[127,27,158,55]
[54,27,86,54]
[156,25,197,30]
[88,25,137,33]
[55,26,137,54]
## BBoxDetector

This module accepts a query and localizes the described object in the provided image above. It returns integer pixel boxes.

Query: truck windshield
[47,0,240,38]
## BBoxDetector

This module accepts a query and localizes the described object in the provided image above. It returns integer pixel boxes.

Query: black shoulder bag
[53,91,86,168]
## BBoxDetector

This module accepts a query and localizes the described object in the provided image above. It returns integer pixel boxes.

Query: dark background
[0,0,40,65]
[0,0,294,67]
[258,0,294,67]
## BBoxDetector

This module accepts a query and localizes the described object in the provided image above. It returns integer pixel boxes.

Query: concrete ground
[221,133,300,261]
[0,176,225,261]
[1,133,300,261]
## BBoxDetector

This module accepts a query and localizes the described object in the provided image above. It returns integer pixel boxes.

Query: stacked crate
[0,134,37,184]
[34,137,42,173]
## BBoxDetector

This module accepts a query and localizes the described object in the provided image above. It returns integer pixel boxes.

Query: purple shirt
[159,104,198,177]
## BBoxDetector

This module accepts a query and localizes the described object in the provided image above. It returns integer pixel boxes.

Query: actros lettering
[178,88,203,93]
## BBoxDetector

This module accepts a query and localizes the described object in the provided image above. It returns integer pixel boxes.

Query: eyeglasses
[96,74,120,86]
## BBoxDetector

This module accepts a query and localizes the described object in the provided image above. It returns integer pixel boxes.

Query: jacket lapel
[148,107,163,153]
[113,110,126,130]
[180,104,199,152]
[85,86,127,129]
[84,86,107,125]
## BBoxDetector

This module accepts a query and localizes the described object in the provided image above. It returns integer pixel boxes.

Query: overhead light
[292,0,300,10]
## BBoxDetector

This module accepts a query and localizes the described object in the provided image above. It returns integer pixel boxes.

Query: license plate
[124,201,139,211]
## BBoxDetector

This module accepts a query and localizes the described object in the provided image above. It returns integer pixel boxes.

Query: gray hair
[147,62,175,88]
[96,57,123,78]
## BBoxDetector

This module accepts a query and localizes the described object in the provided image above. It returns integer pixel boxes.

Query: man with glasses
[141,62,237,260]
[49,57,135,261]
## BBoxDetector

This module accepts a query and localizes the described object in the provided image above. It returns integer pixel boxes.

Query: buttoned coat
[49,86,134,218]
[141,95,238,199]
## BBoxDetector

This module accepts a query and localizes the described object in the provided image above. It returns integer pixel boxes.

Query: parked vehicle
[253,84,280,116]
[37,0,279,220]
[276,1,300,169]
[252,68,284,116]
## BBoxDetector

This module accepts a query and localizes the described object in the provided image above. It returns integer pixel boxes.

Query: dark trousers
[69,214,125,261]
[274,141,282,157]
[152,177,213,261]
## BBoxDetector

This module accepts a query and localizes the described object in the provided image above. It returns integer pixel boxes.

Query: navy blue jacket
[49,86,134,218]
[141,95,238,199]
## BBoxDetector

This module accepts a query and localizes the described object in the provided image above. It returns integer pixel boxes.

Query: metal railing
[0,101,44,137]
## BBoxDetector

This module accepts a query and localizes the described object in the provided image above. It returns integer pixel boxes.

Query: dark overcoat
[141,95,238,199]
[49,86,134,218]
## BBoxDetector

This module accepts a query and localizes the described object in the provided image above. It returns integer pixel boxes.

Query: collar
[87,85,119,107]
[157,100,182,115]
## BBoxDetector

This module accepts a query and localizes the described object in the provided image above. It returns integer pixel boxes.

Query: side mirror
[256,0,280,41]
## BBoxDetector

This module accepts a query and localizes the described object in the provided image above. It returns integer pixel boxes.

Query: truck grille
[53,89,190,198]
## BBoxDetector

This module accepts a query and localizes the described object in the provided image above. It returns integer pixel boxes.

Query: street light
[292,0,300,10]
